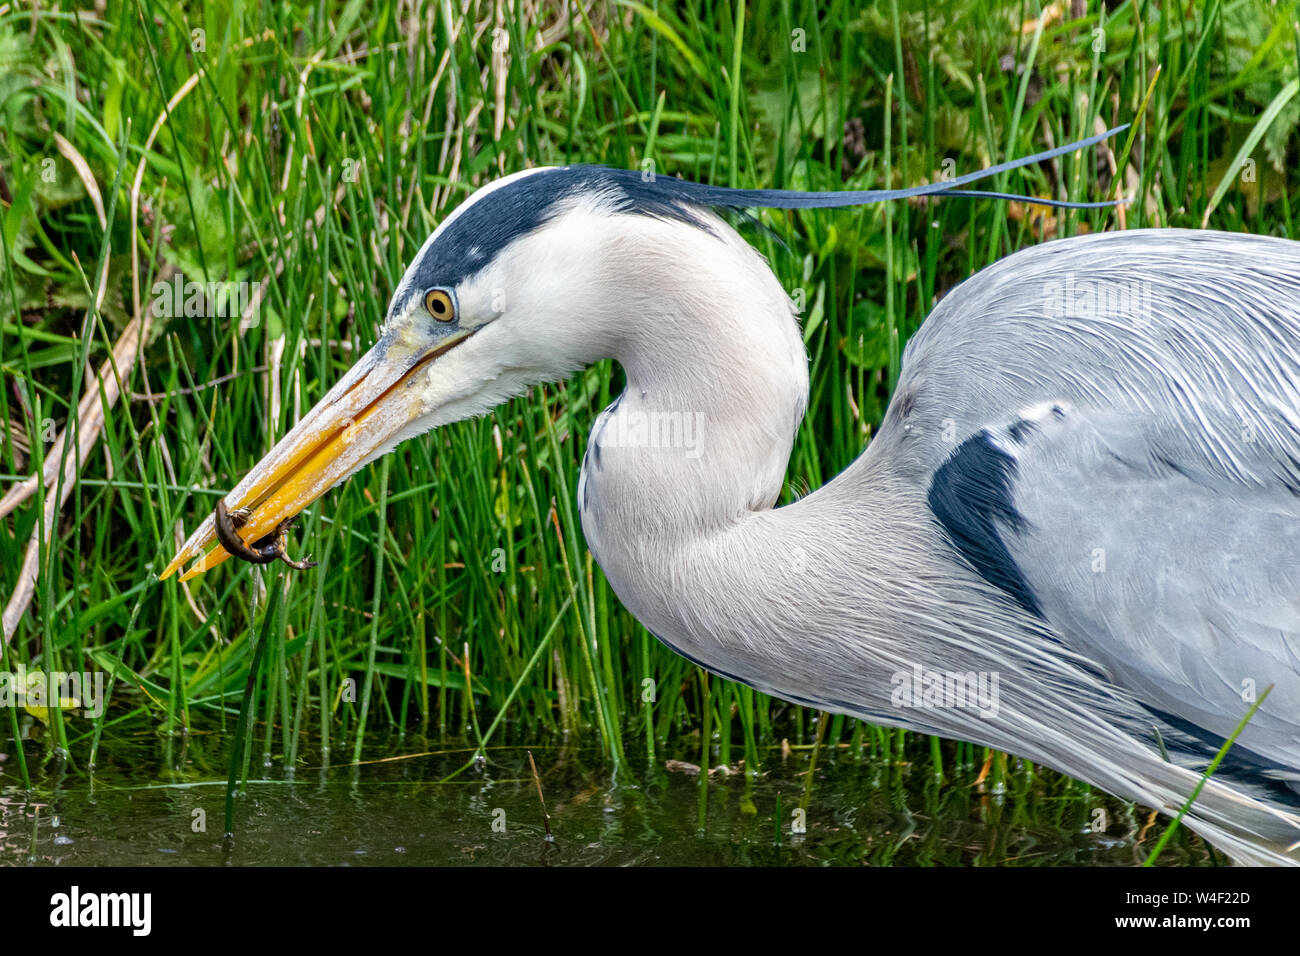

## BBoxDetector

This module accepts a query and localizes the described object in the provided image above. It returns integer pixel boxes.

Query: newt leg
[214,499,316,570]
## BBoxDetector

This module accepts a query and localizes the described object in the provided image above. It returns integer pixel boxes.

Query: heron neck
[601,239,809,526]
[573,227,992,738]
[577,238,812,646]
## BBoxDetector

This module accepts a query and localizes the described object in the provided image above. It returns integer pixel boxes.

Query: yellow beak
[161,329,473,581]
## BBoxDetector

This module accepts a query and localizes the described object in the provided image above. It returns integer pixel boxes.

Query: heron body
[165,160,1300,864]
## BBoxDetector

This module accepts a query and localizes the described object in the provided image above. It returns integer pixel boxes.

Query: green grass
[1,0,1297,833]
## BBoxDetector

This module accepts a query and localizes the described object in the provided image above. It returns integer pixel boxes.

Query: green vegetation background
[1,0,1295,802]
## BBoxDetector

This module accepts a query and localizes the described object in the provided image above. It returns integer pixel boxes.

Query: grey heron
[162,130,1300,865]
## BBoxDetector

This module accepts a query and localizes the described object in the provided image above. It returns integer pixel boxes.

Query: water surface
[0,729,1215,866]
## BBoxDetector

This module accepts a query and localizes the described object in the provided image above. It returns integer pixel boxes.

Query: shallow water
[0,729,1214,866]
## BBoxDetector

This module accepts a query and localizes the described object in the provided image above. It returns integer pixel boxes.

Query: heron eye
[424,288,455,322]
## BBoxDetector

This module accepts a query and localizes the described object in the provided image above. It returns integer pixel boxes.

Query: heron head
[161,165,729,579]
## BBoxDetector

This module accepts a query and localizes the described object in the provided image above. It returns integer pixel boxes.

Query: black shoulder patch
[927,432,1042,617]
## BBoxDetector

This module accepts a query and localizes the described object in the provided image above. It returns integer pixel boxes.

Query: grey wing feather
[882,228,1300,778]
[985,401,1300,776]
[891,229,1300,492]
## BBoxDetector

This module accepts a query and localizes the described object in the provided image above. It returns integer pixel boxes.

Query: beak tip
[160,551,190,581]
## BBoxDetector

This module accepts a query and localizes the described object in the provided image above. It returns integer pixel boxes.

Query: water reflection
[0,733,1214,866]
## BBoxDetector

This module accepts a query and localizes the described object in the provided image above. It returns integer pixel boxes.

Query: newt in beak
[161,323,477,582]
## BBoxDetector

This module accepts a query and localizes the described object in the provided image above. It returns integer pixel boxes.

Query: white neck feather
[576,211,810,654]
[570,210,1030,726]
